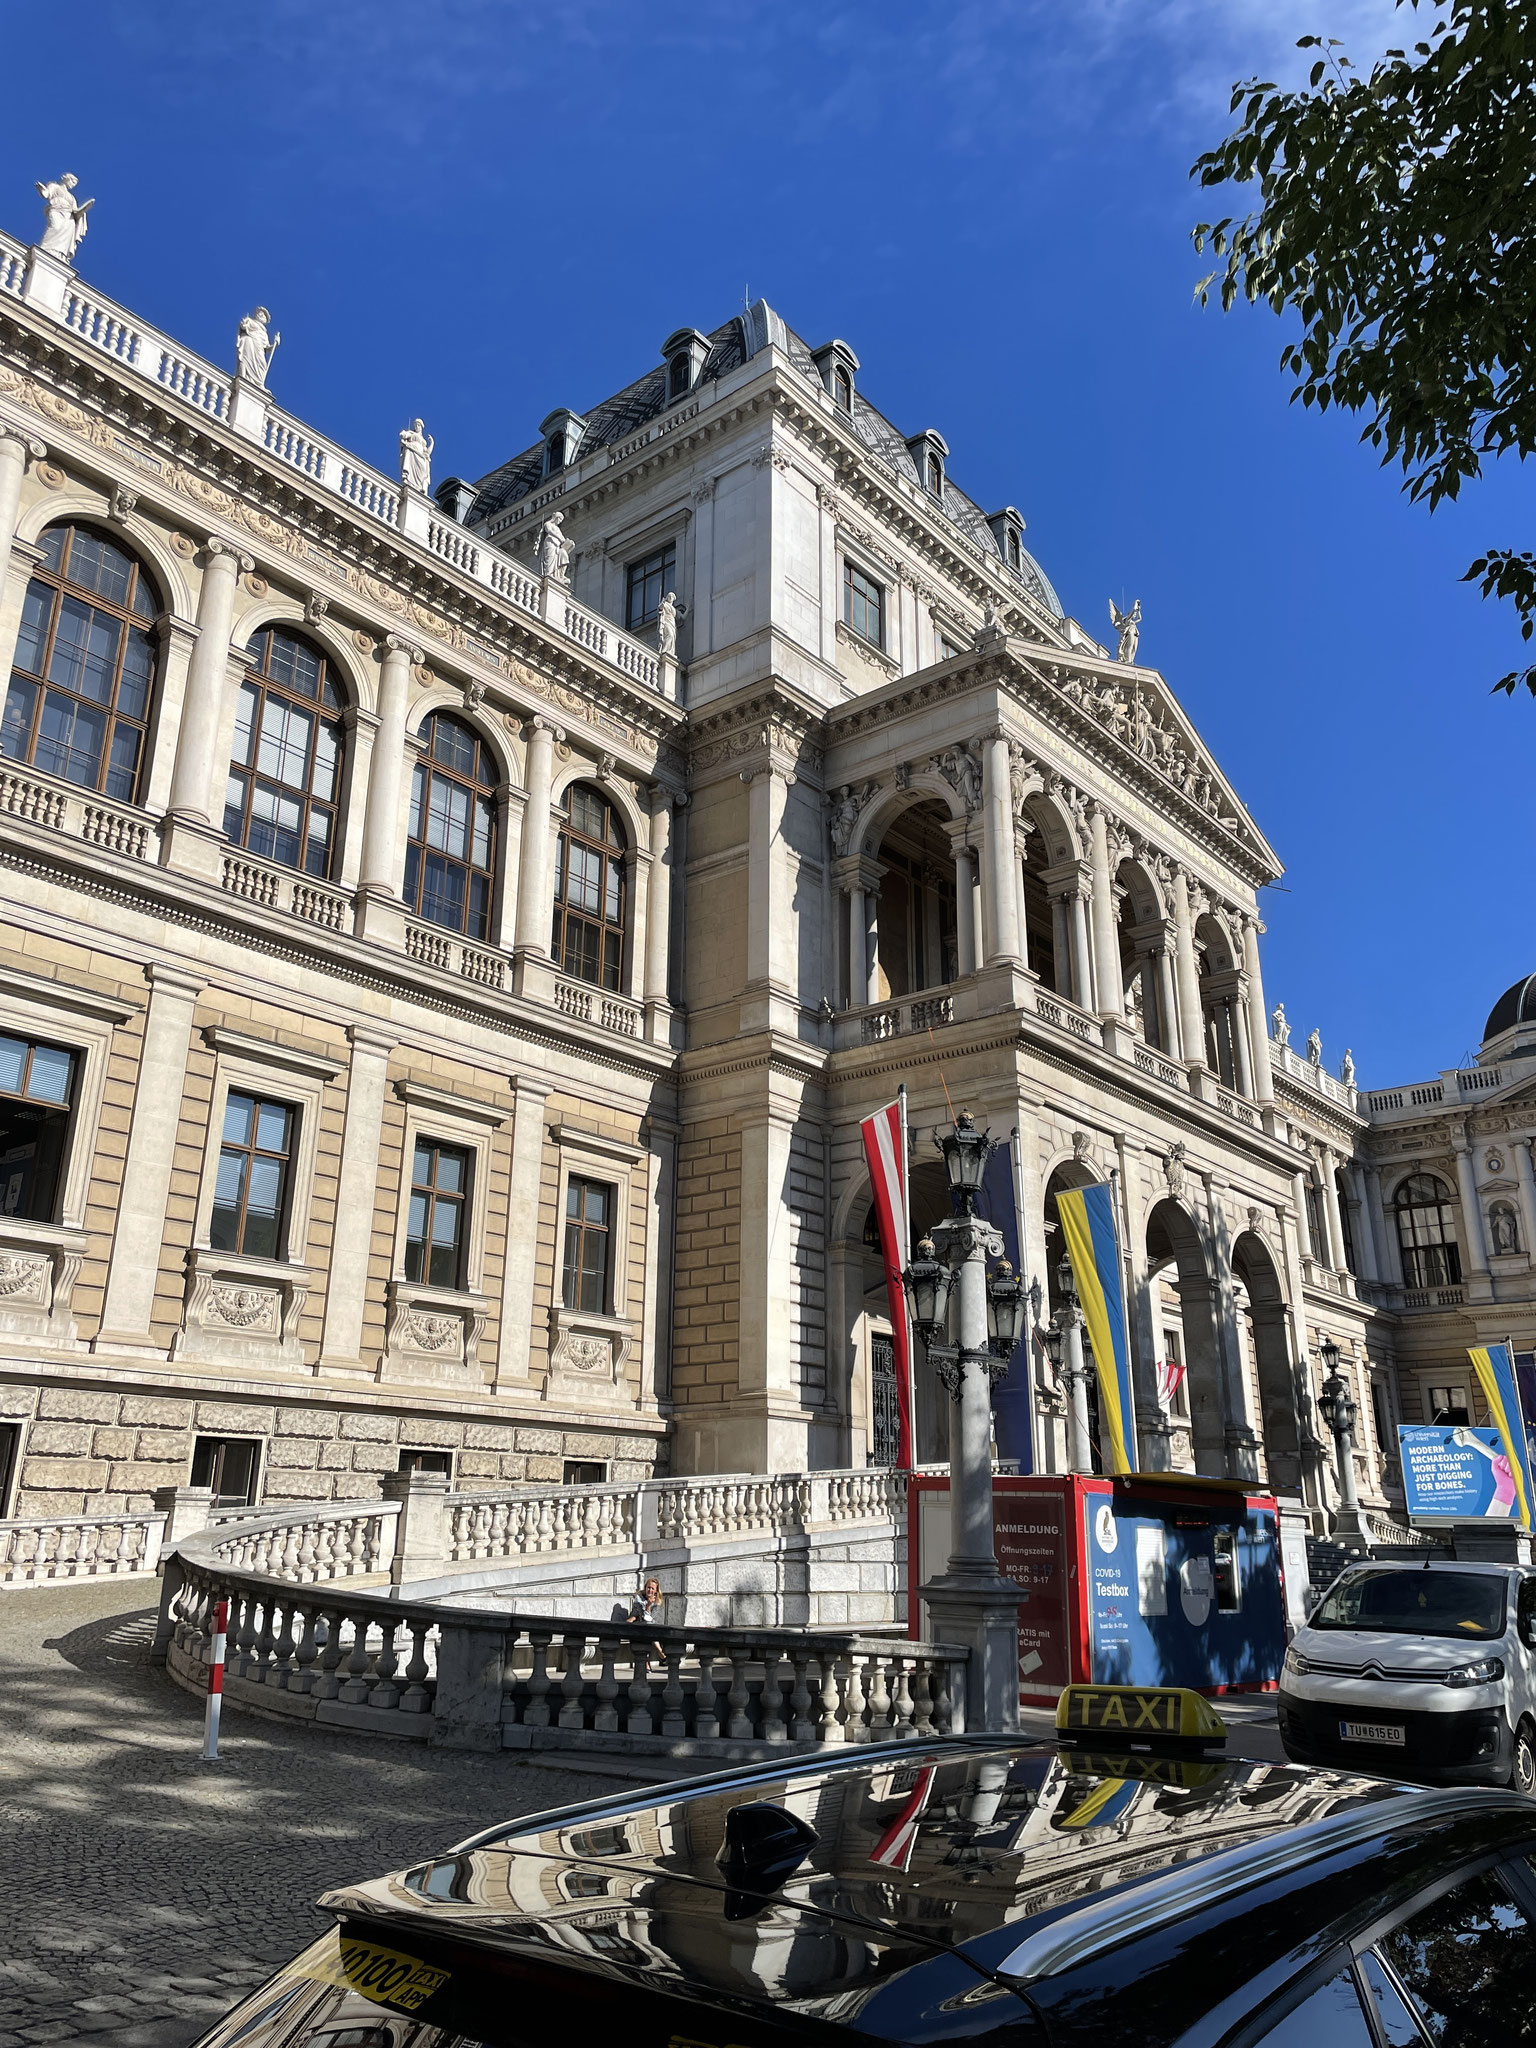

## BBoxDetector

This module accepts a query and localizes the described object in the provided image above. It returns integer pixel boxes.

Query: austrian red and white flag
[860,1097,914,1470]
[868,1763,937,1872]
[1155,1356,1187,1414]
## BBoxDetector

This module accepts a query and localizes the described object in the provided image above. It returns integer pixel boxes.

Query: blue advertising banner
[976,1144,1034,1471]
[1398,1424,1519,1520]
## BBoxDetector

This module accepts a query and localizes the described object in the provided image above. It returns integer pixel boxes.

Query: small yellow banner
[338,1936,450,2013]
[1055,1684,1227,1742]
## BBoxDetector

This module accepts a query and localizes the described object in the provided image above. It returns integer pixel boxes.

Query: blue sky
[3,0,1526,1085]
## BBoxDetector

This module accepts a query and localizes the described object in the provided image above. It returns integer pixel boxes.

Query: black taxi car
[192,1686,1536,2048]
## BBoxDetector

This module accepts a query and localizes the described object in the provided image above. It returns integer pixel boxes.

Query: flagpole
[898,1085,914,1470]
[1010,1124,1036,1473]
[1109,1165,1140,1466]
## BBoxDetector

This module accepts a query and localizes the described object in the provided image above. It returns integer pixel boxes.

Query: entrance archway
[1144,1198,1224,1475]
[1231,1230,1301,1496]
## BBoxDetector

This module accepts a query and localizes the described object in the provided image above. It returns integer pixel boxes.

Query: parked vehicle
[1279,1559,1536,1787]
[191,1688,1536,2046]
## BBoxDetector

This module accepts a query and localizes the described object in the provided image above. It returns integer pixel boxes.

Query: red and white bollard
[203,1596,228,1761]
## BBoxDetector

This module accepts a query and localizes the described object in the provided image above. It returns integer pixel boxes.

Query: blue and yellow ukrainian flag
[1469,1341,1536,1531]
[1057,1184,1137,1475]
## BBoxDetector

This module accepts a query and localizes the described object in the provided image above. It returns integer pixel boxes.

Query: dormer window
[906,429,950,503]
[811,339,860,414]
[659,328,710,407]
[987,506,1028,578]
[539,409,588,480]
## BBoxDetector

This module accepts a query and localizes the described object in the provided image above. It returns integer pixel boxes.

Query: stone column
[498,1076,552,1386]
[740,758,799,1036]
[513,716,561,987]
[955,847,979,977]
[1365,1165,1401,1288]
[644,788,675,1022]
[160,540,248,876]
[1068,886,1094,1009]
[0,429,44,692]
[1453,1133,1492,1290]
[1155,943,1180,1060]
[980,735,1021,967]
[94,963,204,1349]
[1293,1167,1315,1263]
[318,1023,396,1372]
[1229,990,1255,1098]
[1320,1147,1349,1277]
[1515,1140,1536,1264]
[846,875,866,1004]
[353,637,417,941]
[1087,805,1124,1020]
[1170,869,1205,1070]
[1241,917,1275,1104]
[642,1117,679,1410]
[1345,1163,1381,1284]
[1049,892,1071,995]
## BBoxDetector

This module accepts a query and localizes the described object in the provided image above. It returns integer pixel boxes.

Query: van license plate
[1341,1720,1405,1746]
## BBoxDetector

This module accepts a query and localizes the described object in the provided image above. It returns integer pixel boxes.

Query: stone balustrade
[204,1499,399,1583]
[158,1547,967,1758]
[0,1508,166,1584]
[0,225,669,701]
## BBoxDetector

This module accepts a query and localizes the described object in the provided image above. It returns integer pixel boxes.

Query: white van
[1278,1559,1536,1789]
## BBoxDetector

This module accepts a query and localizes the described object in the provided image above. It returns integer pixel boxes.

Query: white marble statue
[1109,597,1141,665]
[236,308,279,389]
[656,589,682,658]
[534,512,572,583]
[399,418,433,494]
[1340,1048,1356,1089]
[1306,1028,1323,1066]
[1271,1003,1290,1048]
[36,174,92,262]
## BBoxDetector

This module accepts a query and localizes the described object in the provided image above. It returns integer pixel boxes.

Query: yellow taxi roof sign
[1055,1684,1227,1747]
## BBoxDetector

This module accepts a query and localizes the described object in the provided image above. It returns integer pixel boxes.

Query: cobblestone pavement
[0,1580,629,2048]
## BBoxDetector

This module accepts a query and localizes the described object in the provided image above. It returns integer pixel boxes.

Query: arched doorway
[1144,1198,1225,1475]
[1231,1231,1302,1496]
[869,801,957,1002]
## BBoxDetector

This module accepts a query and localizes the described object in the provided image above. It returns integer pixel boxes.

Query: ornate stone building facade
[0,185,1486,1533]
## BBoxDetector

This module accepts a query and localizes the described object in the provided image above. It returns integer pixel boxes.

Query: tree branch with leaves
[1191,2,1536,695]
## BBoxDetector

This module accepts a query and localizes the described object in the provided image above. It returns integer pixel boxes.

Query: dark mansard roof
[462,300,1063,620]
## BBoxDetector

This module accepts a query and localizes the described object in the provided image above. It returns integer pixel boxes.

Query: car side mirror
[1521,1615,1536,1650]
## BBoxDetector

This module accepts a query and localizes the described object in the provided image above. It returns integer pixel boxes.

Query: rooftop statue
[1109,596,1142,665]
[1271,1003,1290,1048]
[236,308,279,389]
[36,174,92,262]
[534,512,572,583]
[1340,1048,1356,1089]
[1306,1028,1323,1066]
[656,590,683,658]
[399,418,434,495]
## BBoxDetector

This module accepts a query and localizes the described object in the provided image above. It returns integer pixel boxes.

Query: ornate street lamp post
[1316,1336,1367,1543]
[1052,1249,1094,1476]
[903,1110,1028,1732]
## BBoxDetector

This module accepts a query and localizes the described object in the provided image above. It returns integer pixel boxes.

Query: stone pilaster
[159,540,249,877]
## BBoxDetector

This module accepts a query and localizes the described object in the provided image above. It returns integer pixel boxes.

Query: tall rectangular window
[209,1093,293,1260]
[562,1176,612,1314]
[405,1138,469,1289]
[843,561,884,649]
[0,1032,76,1224]
[625,543,677,631]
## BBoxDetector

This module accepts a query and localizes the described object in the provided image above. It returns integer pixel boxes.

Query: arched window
[224,627,343,877]
[551,783,627,990]
[1393,1173,1462,1289]
[404,714,497,939]
[1,522,158,801]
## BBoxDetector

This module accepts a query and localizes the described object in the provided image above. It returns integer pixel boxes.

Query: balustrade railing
[0,225,671,699]
[204,1499,399,1582]
[1,764,148,855]
[161,1550,964,1753]
[0,1510,165,1584]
